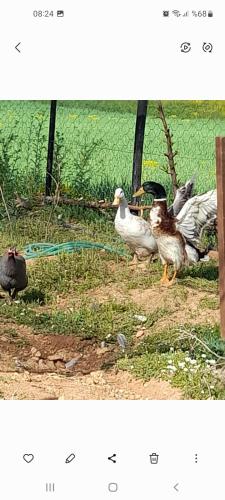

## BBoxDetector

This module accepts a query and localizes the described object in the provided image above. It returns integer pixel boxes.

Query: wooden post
[132,101,148,205]
[216,137,225,338]
[45,100,57,196]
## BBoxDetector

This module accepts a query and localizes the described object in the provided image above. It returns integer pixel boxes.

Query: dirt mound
[0,321,118,375]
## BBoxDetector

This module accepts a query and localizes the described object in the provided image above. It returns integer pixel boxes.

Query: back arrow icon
[15,42,21,53]
[174,483,179,492]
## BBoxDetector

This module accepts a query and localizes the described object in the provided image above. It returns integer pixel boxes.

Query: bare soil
[0,319,182,400]
[0,370,181,400]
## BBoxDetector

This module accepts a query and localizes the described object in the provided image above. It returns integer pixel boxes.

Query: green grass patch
[0,100,221,200]
[118,350,225,400]
[0,300,145,341]
[118,323,225,399]
[200,296,219,310]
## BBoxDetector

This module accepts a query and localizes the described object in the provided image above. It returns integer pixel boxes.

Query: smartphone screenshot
[0,1,224,498]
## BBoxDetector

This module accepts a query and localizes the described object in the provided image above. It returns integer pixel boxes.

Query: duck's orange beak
[112,196,120,206]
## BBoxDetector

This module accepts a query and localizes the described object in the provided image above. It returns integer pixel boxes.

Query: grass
[0,100,223,201]
[0,300,141,340]
[118,324,225,399]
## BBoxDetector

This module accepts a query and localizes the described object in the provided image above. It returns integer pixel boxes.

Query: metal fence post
[45,100,57,196]
[216,136,225,338]
[132,100,148,205]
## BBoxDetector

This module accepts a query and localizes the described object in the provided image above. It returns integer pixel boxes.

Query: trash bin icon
[149,453,159,464]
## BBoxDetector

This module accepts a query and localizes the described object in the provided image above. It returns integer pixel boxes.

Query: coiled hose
[23,241,130,260]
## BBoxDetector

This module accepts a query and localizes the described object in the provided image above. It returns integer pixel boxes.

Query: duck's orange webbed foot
[160,264,170,285]
[166,270,177,287]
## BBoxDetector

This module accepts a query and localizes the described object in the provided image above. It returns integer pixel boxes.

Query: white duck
[112,188,158,264]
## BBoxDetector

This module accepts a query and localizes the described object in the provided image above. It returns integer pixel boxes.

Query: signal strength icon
[172,10,181,17]
[183,11,189,17]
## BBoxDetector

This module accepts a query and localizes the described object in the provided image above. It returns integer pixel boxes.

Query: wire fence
[143,101,224,193]
[0,100,224,201]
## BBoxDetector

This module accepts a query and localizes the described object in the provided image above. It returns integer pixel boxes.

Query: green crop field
[0,100,225,200]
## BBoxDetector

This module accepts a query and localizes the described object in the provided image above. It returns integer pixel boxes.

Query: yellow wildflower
[143,160,159,167]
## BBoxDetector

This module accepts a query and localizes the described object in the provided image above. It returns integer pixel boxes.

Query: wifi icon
[172,10,181,17]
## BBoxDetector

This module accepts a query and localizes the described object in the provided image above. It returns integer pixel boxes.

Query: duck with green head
[133,181,217,285]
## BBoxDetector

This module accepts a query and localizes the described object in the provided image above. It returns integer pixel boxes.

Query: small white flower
[170,347,174,352]
[167,365,176,372]
[168,360,173,364]
[185,357,191,362]
[210,385,215,389]
[208,359,216,365]
[183,367,188,372]
[201,390,205,394]
[201,354,207,359]
[178,362,185,369]
[190,359,197,365]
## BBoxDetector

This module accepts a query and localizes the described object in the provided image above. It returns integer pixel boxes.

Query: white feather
[176,189,217,247]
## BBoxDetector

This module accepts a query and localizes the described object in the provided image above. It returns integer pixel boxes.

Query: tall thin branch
[157,101,179,196]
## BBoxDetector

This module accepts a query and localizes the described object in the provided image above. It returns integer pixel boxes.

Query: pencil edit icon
[65,453,75,463]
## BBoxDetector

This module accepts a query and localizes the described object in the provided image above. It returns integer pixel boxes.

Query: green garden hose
[23,241,130,260]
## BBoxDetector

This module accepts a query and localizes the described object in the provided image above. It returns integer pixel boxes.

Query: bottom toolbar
[0,400,224,500]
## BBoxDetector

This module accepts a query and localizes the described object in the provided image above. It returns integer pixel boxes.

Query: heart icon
[23,454,34,463]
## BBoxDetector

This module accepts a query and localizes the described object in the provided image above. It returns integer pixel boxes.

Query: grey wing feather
[168,175,196,217]
[176,189,217,247]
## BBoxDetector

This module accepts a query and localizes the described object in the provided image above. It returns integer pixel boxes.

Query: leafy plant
[68,132,103,198]
[0,121,21,198]
[25,112,48,195]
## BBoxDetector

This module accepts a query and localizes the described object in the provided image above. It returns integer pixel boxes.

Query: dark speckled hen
[0,247,28,300]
